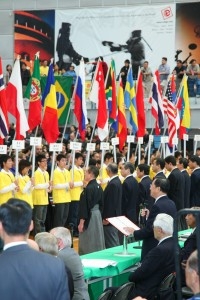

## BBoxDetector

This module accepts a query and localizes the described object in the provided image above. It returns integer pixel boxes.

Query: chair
[98,290,112,300]
[154,273,176,299]
[182,286,193,298]
[110,282,134,300]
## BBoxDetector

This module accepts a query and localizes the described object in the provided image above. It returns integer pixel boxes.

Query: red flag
[90,61,108,141]
[136,71,145,137]
[117,78,127,150]
[0,57,9,143]
[6,59,29,139]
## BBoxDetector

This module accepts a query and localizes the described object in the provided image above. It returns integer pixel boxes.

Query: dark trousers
[67,201,79,232]
[103,225,119,248]
[53,203,70,227]
[33,205,47,235]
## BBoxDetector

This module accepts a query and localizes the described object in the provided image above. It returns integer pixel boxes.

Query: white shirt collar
[125,174,133,179]
[109,175,118,181]
[155,194,167,203]
[4,241,27,251]
[158,236,172,245]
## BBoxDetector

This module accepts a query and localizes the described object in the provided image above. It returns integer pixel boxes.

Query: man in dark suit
[137,164,154,211]
[165,155,185,211]
[151,158,166,179]
[121,162,139,223]
[126,178,176,260]
[188,155,200,207]
[0,198,70,300]
[128,213,175,299]
[177,157,191,208]
[102,163,122,248]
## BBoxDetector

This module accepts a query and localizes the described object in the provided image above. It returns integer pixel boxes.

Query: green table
[81,229,192,300]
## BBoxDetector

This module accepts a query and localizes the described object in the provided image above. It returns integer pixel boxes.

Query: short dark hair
[179,157,188,169]
[162,57,167,61]
[36,154,46,164]
[189,155,200,166]
[87,165,99,178]
[18,159,31,175]
[0,154,12,168]
[75,152,83,160]
[124,162,134,174]
[154,158,165,170]
[89,158,97,166]
[153,178,170,194]
[177,60,182,64]
[56,154,66,162]
[137,164,150,175]
[0,198,32,236]
[174,151,182,159]
[107,163,118,175]
[125,59,130,64]
[104,152,113,162]
[165,155,176,166]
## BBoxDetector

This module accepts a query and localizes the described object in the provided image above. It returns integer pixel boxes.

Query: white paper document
[107,216,140,236]
[81,259,117,268]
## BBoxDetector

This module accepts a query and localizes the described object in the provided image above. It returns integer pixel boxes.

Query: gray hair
[50,227,72,248]
[35,232,58,256]
[153,213,173,235]
[107,163,118,175]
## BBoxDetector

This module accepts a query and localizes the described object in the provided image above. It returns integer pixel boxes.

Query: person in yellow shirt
[15,159,33,208]
[68,153,84,236]
[0,155,17,205]
[32,154,50,234]
[100,152,114,190]
[52,154,72,227]
[40,59,49,76]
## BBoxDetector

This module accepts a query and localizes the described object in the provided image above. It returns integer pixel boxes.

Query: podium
[107,216,140,256]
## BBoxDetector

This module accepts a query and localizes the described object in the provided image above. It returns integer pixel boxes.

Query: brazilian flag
[40,76,73,126]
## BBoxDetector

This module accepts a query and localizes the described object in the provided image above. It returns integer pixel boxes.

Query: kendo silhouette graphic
[102,30,149,78]
[56,22,89,70]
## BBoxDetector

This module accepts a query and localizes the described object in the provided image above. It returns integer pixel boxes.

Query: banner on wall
[176,3,200,64]
[14,10,55,65]
[55,5,175,77]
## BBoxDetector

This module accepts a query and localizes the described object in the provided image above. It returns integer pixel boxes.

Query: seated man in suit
[128,213,175,300]
[0,198,70,300]
[185,250,200,299]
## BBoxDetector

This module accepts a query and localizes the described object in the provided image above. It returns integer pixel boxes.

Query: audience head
[152,158,165,173]
[121,162,134,177]
[35,232,58,256]
[106,163,118,177]
[18,159,31,176]
[85,165,99,181]
[153,213,173,240]
[137,164,150,178]
[50,227,72,250]
[185,207,200,229]
[185,250,200,294]
[104,152,114,165]
[0,198,33,240]
[164,155,176,171]
[177,157,188,170]
[188,155,200,170]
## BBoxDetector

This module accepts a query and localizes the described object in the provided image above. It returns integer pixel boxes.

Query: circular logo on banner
[30,78,41,102]
[56,92,65,109]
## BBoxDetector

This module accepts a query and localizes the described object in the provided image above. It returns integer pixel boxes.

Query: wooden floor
[73,237,79,253]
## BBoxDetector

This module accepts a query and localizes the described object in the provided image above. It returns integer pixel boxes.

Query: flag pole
[50,151,56,181]
[61,104,71,144]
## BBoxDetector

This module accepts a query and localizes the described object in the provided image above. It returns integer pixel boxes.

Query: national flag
[178,75,190,139]
[124,66,138,134]
[24,52,42,131]
[135,70,146,137]
[73,59,87,140]
[171,74,176,102]
[0,57,9,142]
[105,59,117,131]
[163,81,178,147]
[6,58,29,139]
[41,62,59,143]
[149,70,164,134]
[89,60,108,141]
[41,76,73,126]
[117,77,127,150]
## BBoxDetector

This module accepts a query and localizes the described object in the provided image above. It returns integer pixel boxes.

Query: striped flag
[0,57,9,141]
[117,77,127,150]
[41,61,59,143]
[163,81,178,147]
[124,66,138,134]
[74,59,87,140]
[150,70,164,134]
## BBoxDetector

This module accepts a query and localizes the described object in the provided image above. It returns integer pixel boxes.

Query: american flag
[163,81,178,147]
